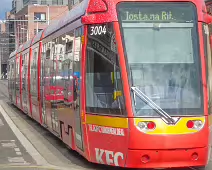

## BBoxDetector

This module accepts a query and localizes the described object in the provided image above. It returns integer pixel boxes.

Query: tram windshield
[118,2,204,116]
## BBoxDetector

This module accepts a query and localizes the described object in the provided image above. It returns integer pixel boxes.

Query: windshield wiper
[131,86,176,125]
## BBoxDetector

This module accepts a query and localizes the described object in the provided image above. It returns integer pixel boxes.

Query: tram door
[73,27,84,150]
[11,60,16,104]
[41,44,46,125]
[52,39,61,134]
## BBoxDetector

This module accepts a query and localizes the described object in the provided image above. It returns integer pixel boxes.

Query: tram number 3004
[90,26,107,35]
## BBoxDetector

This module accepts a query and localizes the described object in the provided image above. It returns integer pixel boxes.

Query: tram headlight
[187,120,204,130]
[138,122,147,129]
[137,121,156,132]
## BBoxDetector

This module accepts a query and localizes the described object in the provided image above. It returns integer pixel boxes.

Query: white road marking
[8,157,26,163]
[16,152,22,156]
[14,148,22,155]
[14,148,20,152]
[1,142,16,148]
[0,105,49,166]
[8,157,29,165]
[0,119,4,126]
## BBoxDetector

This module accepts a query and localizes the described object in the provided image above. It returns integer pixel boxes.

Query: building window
[34,13,46,21]
[41,0,47,5]
[23,0,30,5]
[86,23,126,115]
[58,0,64,5]
[52,0,58,5]
[69,0,80,6]
[12,1,14,7]
[52,0,64,5]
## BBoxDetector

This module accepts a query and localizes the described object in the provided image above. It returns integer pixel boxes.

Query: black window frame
[85,22,127,116]
[116,2,204,116]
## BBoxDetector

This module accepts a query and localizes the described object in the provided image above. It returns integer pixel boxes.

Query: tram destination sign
[119,3,196,22]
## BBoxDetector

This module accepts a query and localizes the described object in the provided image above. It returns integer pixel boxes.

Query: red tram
[7,0,212,169]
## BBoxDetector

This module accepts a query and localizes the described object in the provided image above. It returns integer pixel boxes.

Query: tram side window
[8,63,10,89]
[86,23,126,115]
[12,61,15,89]
[11,63,14,80]
[46,49,50,59]
[16,58,19,79]
[16,57,20,91]
[66,42,73,53]
[30,49,38,95]
[26,53,29,82]
[55,36,65,88]
[44,48,51,91]
[62,31,74,103]
[22,54,25,90]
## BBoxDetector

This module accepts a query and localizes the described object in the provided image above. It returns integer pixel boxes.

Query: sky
[0,0,13,20]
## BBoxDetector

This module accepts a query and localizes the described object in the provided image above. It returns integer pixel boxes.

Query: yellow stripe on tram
[86,115,128,128]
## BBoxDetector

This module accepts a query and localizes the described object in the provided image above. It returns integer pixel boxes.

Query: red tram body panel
[7,0,212,169]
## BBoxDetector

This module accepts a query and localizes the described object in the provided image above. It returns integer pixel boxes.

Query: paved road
[0,121,35,165]
[0,80,211,170]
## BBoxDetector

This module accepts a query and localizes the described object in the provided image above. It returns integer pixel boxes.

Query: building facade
[11,0,68,14]
[0,0,69,76]
[15,4,68,46]
[10,0,69,47]
[0,27,10,76]
[5,12,15,55]
[11,0,24,14]
[23,0,68,6]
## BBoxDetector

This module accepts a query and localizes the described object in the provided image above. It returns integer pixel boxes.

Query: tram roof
[17,44,24,54]
[43,0,89,38]
[23,39,32,50]
[31,30,44,46]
